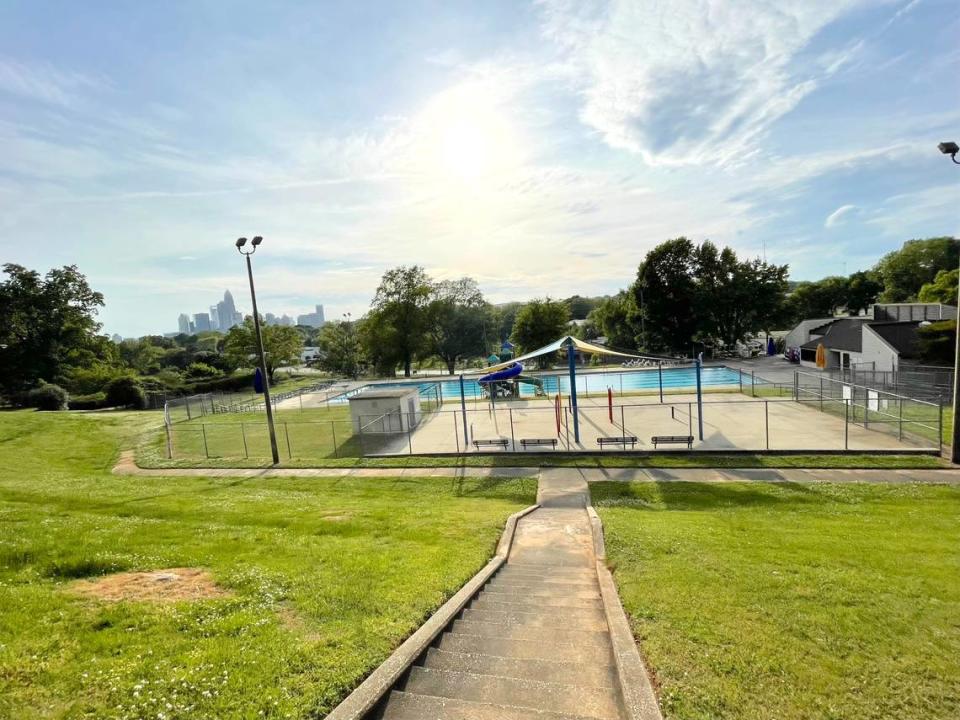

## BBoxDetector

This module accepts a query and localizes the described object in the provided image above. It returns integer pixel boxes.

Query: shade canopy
[465,336,671,375]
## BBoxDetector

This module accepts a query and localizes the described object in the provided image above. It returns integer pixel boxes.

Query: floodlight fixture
[236,237,248,248]
[938,141,959,164]
[251,235,263,246]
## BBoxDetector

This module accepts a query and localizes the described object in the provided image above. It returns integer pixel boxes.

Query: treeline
[583,236,959,354]
[3,235,957,409]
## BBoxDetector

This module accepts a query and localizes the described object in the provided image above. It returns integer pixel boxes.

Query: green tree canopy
[316,319,362,378]
[918,268,959,306]
[587,292,640,351]
[510,298,570,367]
[427,278,490,375]
[876,237,959,302]
[845,271,883,314]
[633,238,700,352]
[0,264,109,397]
[368,265,433,377]
[223,318,303,381]
[784,276,849,324]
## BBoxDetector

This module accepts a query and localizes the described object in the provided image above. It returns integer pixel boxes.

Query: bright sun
[418,81,518,183]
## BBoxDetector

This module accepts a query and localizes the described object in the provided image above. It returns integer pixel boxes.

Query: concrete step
[451,619,610,646]
[461,607,608,632]
[438,632,613,664]
[480,585,601,601]
[491,575,599,589]
[487,578,599,593]
[422,648,617,689]
[381,690,605,720]
[499,565,597,580]
[476,591,603,610]
[470,596,604,615]
[403,667,621,720]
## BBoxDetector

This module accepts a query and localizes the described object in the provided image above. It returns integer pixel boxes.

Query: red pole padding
[555,393,561,435]
[608,387,613,423]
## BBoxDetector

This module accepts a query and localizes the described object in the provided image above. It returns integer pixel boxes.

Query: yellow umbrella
[815,343,826,369]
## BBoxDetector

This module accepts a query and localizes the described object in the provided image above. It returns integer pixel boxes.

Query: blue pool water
[341,366,745,402]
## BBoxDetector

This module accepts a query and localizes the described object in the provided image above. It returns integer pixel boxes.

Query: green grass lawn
[0,410,535,719]
[592,481,960,720]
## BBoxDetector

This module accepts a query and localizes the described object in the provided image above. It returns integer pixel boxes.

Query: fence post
[331,421,339,458]
[793,372,798,402]
[407,414,413,455]
[620,373,623,397]
[765,401,769,450]
[751,370,755,397]
[240,422,249,459]
[938,397,944,453]
[564,407,570,449]
[186,397,193,421]
[165,423,173,459]
[508,408,516,451]
[620,405,626,436]
[284,422,292,459]
[687,402,693,438]
[739,370,743,393]
[820,377,823,412]
[201,424,209,458]
[898,399,903,442]
[453,411,460,453]
[844,400,849,450]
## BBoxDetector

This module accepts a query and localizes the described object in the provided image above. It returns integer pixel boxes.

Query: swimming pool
[339,366,746,402]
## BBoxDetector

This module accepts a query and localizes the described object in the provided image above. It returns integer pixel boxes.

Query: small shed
[348,387,422,433]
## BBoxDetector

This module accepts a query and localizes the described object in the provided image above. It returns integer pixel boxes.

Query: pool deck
[368,392,937,455]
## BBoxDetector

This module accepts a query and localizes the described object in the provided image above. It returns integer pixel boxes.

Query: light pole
[937,142,959,462]
[236,235,280,465]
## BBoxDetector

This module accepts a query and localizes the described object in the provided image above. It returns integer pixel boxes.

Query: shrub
[68,392,108,410]
[104,376,147,409]
[26,383,69,411]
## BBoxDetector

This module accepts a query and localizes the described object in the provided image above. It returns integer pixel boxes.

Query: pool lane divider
[325,503,540,720]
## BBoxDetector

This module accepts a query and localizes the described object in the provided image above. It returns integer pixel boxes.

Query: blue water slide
[479,361,523,384]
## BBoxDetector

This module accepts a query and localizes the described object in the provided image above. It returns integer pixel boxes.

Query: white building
[347,387,422,433]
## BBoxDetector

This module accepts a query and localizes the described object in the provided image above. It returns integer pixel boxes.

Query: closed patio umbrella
[815,343,826,369]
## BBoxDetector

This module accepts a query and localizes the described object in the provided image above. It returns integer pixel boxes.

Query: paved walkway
[114,452,960,484]
[378,469,628,719]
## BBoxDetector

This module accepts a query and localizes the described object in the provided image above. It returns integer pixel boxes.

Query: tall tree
[845,271,883,314]
[632,238,700,353]
[876,237,960,302]
[510,298,570,367]
[0,264,109,397]
[223,318,303,382]
[369,265,433,377]
[695,242,789,348]
[427,277,488,375]
[316,319,362,378]
[588,292,640,351]
[784,277,848,323]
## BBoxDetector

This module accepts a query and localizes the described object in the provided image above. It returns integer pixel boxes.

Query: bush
[68,392,108,410]
[185,372,256,394]
[26,383,69,411]
[918,320,955,365]
[104,376,147,409]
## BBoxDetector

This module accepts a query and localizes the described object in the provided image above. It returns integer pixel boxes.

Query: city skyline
[174,291,325,337]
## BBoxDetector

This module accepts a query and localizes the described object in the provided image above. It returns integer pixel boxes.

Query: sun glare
[418,81,519,183]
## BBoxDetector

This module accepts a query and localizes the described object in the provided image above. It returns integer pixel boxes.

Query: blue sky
[1,0,958,336]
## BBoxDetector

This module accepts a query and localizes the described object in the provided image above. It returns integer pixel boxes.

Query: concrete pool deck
[368,392,937,455]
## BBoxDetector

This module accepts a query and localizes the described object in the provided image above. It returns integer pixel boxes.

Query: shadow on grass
[592,480,824,512]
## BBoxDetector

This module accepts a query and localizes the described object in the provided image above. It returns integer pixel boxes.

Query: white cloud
[825,204,858,227]
[0,57,107,106]
[537,0,891,166]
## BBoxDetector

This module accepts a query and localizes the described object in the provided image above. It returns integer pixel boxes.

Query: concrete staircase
[379,561,622,720]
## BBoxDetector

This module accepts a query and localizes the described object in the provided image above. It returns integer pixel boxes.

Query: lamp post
[937,142,959,462]
[236,235,280,465]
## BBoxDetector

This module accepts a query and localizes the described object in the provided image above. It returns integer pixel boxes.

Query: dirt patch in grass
[67,567,230,602]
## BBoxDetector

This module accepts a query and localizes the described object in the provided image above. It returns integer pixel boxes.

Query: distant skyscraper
[280,314,295,326]
[265,312,278,326]
[177,313,191,334]
[193,312,211,332]
[209,305,220,330]
[296,304,326,327]
[216,290,241,331]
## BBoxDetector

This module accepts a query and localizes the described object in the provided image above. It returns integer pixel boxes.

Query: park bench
[597,436,638,449]
[651,435,694,449]
[473,438,510,450]
[520,437,558,450]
